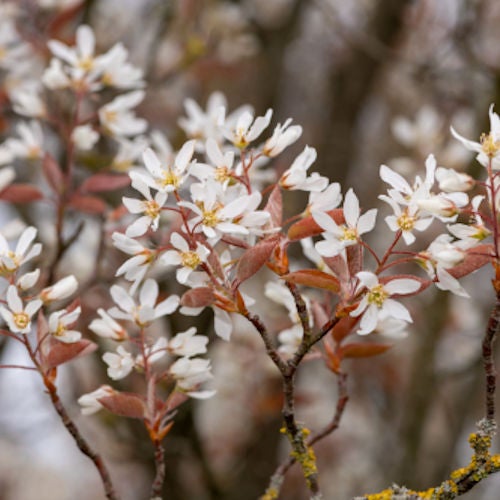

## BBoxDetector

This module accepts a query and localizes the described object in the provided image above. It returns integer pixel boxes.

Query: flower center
[13,312,30,330]
[160,169,180,189]
[181,250,201,269]
[144,199,161,219]
[340,226,358,242]
[366,284,388,308]
[78,56,94,71]
[481,132,500,157]
[202,208,220,227]
[215,166,231,182]
[397,212,416,231]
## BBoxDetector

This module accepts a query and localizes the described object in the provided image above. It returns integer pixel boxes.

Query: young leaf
[232,235,280,288]
[264,185,282,228]
[99,392,146,419]
[339,342,392,359]
[81,173,130,193]
[68,194,107,214]
[42,153,65,193]
[45,339,98,369]
[331,315,359,343]
[180,287,215,308]
[281,269,340,293]
[448,244,493,279]
[0,184,44,203]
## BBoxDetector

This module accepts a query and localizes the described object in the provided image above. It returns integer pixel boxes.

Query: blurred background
[1,0,500,498]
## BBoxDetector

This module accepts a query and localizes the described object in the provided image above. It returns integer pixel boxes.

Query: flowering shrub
[1,4,500,500]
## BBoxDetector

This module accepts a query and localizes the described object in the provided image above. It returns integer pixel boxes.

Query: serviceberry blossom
[40,275,78,303]
[89,308,128,341]
[279,146,329,192]
[5,121,44,160]
[123,178,168,237]
[379,154,436,207]
[71,125,99,151]
[435,167,474,193]
[0,166,15,192]
[263,118,302,157]
[168,327,208,357]
[0,285,42,334]
[380,195,432,245]
[132,141,196,193]
[99,90,147,137]
[313,188,377,257]
[108,279,179,327]
[77,385,115,415]
[136,337,168,367]
[222,108,273,148]
[112,233,155,292]
[48,307,82,343]
[160,232,210,284]
[0,226,41,276]
[451,104,500,169]
[418,234,469,297]
[305,182,342,214]
[351,272,421,335]
[102,345,135,380]
[98,43,144,89]
[448,196,490,246]
[10,85,47,118]
[169,357,215,399]
[179,91,248,144]
[182,181,269,238]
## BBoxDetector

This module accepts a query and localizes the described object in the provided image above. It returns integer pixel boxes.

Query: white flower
[263,118,302,157]
[182,182,269,238]
[451,104,500,169]
[222,108,273,148]
[111,136,149,172]
[98,43,144,89]
[78,385,115,415]
[71,125,99,150]
[132,141,196,193]
[418,234,469,297]
[279,146,328,192]
[435,167,474,192]
[108,279,179,327]
[89,308,128,341]
[42,58,70,89]
[0,285,43,334]
[103,345,135,380]
[381,195,433,245]
[168,327,208,357]
[123,178,168,237]
[379,154,436,207]
[99,91,147,137]
[169,357,215,399]
[5,121,44,160]
[112,232,155,292]
[49,307,82,343]
[9,85,46,118]
[0,226,42,276]
[416,192,468,220]
[17,269,40,291]
[136,337,168,367]
[40,275,78,303]
[351,272,420,335]
[313,188,377,257]
[160,232,210,284]
[306,182,342,214]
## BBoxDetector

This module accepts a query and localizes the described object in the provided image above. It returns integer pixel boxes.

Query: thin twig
[150,439,166,499]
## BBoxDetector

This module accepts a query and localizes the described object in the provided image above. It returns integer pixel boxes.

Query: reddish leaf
[287,209,344,241]
[0,184,44,203]
[339,342,392,359]
[219,235,250,249]
[346,244,363,277]
[281,269,340,293]
[379,275,432,297]
[448,244,493,279]
[233,235,280,288]
[81,173,130,193]
[68,194,107,214]
[45,339,98,369]
[180,287,215,308]
[99,392,145,419]
[331,315,359,343]
[264,185,282,228]
[42,153,64,193]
